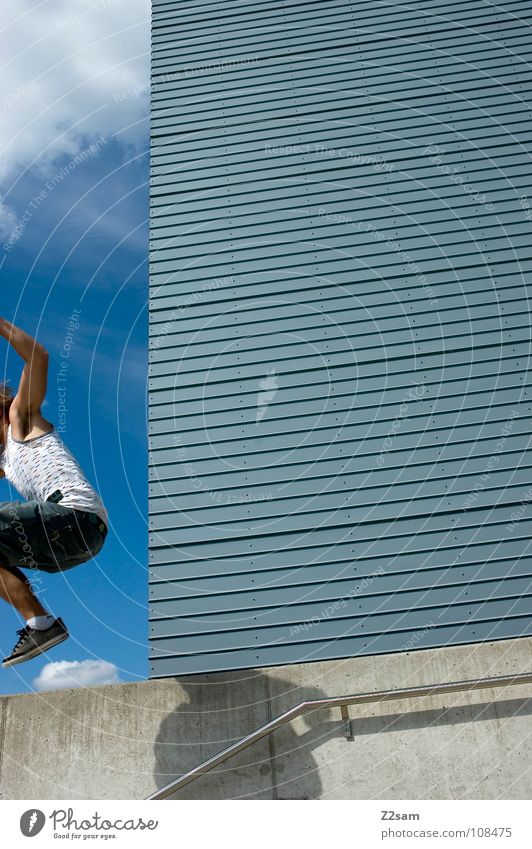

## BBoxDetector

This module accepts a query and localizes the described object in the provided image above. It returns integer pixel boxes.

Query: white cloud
[0,0,150,231]
[33,659,121,691]
[0,203,17,239]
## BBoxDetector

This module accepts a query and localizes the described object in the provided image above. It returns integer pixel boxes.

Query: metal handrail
[147,670,532,799]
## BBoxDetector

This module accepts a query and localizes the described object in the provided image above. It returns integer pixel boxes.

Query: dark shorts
[0,500,108,574]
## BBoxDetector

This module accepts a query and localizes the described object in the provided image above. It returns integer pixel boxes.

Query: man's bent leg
[1,565,69,667]
[0,501,70,667]
[0,562,48,620]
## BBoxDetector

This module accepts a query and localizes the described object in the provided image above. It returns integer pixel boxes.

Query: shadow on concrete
[153,669,333,800]
[342,695,532,736]
[153,669,532,800]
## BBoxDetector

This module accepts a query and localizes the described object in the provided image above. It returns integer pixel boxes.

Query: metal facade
[149,0,532,677]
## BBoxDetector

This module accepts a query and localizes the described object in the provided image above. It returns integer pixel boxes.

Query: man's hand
[0,318,49,437]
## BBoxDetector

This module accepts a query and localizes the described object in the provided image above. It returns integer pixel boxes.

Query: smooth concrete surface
[1,637,531,799]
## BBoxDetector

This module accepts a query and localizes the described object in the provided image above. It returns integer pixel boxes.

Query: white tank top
[1,424,108,527]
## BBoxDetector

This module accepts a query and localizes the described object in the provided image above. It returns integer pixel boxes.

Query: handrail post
[340,704,353,741]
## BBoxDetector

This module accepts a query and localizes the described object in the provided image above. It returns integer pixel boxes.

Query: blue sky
[0,0,150,694]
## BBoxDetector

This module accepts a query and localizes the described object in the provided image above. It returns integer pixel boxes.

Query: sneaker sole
[2,631,69,668]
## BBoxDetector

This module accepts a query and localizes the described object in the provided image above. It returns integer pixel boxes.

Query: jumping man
[0,317,108,667]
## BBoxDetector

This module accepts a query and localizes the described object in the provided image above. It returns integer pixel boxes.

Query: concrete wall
[1,636,532,800]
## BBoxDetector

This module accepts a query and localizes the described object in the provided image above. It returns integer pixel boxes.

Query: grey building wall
[1,636,532,799]
[149,0,532,677]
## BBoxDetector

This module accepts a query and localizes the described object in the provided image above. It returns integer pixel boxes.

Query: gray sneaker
[2,618,69,667]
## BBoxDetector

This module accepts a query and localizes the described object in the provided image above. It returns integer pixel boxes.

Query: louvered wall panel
[148,0,532,677]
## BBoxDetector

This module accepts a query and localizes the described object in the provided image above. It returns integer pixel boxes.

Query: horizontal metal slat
[153,66,532,121]
[151,86,532,145]
[150,144,531,201]
[150,141,531,214]
[148,249,531,312]
[152,96,529,151]
[152,7,380,43]
[148,316,531,389]
[149,472,532,548]
[149,341,532,414]
[151,131,531,189]
[148,251,531,296]
[149,614,532,676]
[149,559,532,622]
[150,220,528,280]
[153,36,526,81]
[149,459,532,520]
[148,265,530,320]
[152,100,531,166]
[152,66,529,127]
[150,179,532,244]
[149,297,529,365]
[150,244,532,297]
[152,51,530,110]
[152,35,532,104]
[148,244,532,295]
[149,464,532,534]
[148,375,529,447]
[151,0,517,24]
[148,496,532,562]
[148,267,531,334]
[150,197,527,261]
[151,158,530,223]
[150,197,528,255]
[150,121,530,181]
[154,461,532,526]
[149,305,530,362]
[155,8,487,53]
[151,17,531,72]
[151,44,529,104]
[151,428,532,507]
[152,146,530,212]
[149,592,532,652]
[152,0,532,43]
[149,211,531,268]
[152,0,358,27]
[149,501,532,573]
[148,328,532,398]
[149,420,532,489]
[151,94,531,161]
[150,193,529,257]
[148,291,529,367]
[149,527,532,591]
[157,360,528,414]
[148,381,528,451]
[148,371,529,426]
[152,0,321,13]
[149,428,530,497]
[149,405,532,469]
[148,418,531,490]
[149,538,532,603]
[151,85,532,144]
[151,74,530,134]
[149,571,532,633]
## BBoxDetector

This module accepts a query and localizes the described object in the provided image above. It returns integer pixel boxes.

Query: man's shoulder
[8,412,54,442]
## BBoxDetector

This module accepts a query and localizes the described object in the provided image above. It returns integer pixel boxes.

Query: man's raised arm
[0,318,49,428]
